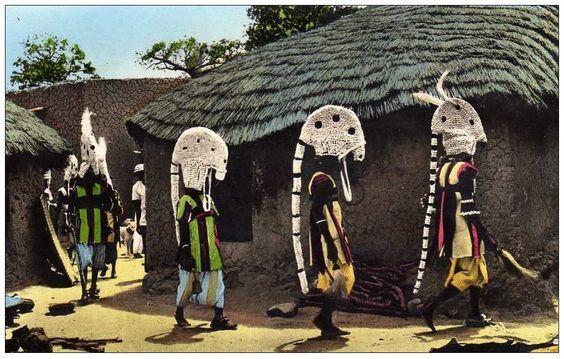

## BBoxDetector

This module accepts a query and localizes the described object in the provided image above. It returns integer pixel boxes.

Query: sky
[5,5,250,90]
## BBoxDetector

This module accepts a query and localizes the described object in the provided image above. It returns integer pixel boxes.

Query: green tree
[11,34,98,90]
[136,37,243,78]
[245,5,359,50]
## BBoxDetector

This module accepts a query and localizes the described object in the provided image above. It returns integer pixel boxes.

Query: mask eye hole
[348,127,356,135]
[90,145,95,150]
[455,104,461,110]
[314,121,322,129]
[332,114,340,122]
[441,116,447,122]
[469,119,475,125]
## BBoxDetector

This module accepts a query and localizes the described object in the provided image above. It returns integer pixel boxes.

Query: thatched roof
[127,6,558,145]
[6,101,72,166]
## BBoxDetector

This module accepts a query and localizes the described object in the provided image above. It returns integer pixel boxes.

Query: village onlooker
[120,219,136,258]
[131,164,146,256]
[132,230,144,258]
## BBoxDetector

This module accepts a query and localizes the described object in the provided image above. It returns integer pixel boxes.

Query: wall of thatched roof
[6,101,72,168]
[127,5,558,146]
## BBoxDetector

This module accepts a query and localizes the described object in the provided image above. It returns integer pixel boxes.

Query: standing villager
[54,155,79,260]
[410,71,499,331]
[132,164,146,259]
[291,105,365,338]
[69,108,113,304]
[120,220,136,258]
[171,127,237,330]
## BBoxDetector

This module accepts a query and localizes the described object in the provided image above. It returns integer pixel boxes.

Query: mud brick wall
[141,97,557,312]
[7,78,188,218]
[6,160,50,290]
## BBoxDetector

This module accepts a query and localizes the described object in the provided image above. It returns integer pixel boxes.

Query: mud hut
[6,101,73,289]
[126,6,558,311]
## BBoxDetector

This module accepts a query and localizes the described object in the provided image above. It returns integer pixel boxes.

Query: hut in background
[6,101,72,289]
[127,6,558,311]
[7,78,189,217]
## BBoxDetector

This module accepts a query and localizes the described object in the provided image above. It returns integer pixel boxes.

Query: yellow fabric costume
[438,161,488,292]
[308,172,355,296]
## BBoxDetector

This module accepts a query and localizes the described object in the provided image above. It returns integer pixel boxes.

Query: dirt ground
[6,247,558,353]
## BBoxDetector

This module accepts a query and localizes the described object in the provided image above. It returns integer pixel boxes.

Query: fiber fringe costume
[411,71,499,331]
[68,108,114,304]
[171,127,236,330]
[292,105,365,338]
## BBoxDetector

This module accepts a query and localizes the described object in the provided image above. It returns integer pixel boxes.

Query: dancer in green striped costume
[171,127,237,330]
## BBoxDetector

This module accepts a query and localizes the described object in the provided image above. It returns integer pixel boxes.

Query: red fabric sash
[438,192,446,253]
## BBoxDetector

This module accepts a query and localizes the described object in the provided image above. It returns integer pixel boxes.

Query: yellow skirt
[316,263,355,297]
[444,256,488,292]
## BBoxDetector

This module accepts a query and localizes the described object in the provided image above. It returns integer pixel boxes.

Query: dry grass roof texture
[6,101,72,165]
[127,6,558,145]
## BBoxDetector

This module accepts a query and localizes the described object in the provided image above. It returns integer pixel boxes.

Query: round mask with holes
[171,127,229,190]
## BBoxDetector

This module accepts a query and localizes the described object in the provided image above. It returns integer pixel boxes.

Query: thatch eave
[126,5,558,146]
[6,101,72,169]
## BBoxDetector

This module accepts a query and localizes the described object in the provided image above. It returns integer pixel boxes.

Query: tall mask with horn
[170,127,228,244]
[292,105,366,294]
[411,71,487,294]
[79,107,101,178]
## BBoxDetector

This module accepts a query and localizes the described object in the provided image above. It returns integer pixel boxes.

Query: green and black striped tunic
[176,189,223,272]
[71,172,112,245]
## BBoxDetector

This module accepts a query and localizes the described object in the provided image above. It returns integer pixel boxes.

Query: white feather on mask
[97,137,112,187]
[79,107,100,177]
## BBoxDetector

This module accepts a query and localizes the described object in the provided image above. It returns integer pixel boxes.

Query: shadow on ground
[145,324,213,345]
[275,336,350,352]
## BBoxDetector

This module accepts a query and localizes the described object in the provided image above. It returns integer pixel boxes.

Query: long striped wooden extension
[413,132,439,294]
[291,141,309,294]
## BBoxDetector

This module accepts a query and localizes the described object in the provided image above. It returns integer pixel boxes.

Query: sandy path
[6,247,558,352]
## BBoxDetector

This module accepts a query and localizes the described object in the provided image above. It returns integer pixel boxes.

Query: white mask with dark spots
[170,127,229,244]
[416,71,487,156]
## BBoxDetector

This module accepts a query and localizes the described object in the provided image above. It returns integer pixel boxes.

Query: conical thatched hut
[6,101,72,289]
[127,6,557,311]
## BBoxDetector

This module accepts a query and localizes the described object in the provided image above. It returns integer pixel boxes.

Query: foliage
[245,5,359,50]
[11,34,98,89]
[136,37,243,78]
